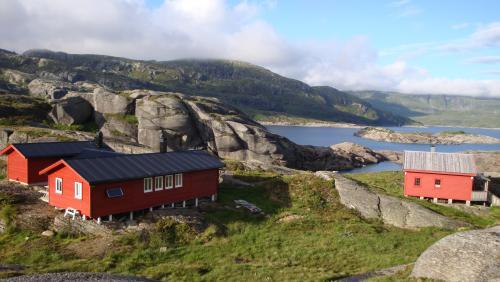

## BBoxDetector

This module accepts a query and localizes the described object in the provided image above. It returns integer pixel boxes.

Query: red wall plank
[47,163,219,218]
[27,157,60,184]
[91,169,219,218]
[404,171,473,201]
[48,165,91,216]
[6,150,28,183]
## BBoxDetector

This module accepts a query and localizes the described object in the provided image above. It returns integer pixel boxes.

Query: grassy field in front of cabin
[345,171,500,228]
[0,171,456,281]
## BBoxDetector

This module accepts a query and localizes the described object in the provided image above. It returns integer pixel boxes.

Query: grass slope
[0,172,453,281]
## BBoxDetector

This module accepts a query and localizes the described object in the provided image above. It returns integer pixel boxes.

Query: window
[165,175,173,189]
[106,188,123,198]
[55,178,63,194]
[175,173,183,188]
[435,179,441,188]
[414,178,421,186]
[144,178,153,193]
[74,182,82,200]
[155,176,164,191]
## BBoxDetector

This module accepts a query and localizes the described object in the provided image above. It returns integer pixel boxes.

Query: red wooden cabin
[403,150,480,205]
[0,141,98,185]
[39,150,224,221]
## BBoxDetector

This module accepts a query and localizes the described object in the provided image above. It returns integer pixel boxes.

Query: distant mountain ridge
[0,48,411,126]
[348,90,500,128]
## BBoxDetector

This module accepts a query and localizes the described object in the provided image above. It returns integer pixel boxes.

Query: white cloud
[396,78,500,97]
[465,56,500,64]
[438,22,500,52]
[0,0,499,97]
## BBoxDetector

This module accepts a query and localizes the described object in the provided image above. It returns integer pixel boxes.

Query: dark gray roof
[71,148,124,159]
[12,141,98,158]
[65,150,224,184]
[404,151,477,174]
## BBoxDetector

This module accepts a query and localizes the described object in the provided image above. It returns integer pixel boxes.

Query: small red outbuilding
[403,151,478,204]
[0,141,98,185]
[39,150,224,220]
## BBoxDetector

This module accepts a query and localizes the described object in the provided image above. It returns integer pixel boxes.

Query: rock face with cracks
[320,173,466,229]
[46,87,386,171]
[411,225,500,282]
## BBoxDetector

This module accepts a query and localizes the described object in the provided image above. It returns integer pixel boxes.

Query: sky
[1,0,499,97]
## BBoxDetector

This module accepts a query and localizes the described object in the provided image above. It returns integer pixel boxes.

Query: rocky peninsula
[355,127,500,144]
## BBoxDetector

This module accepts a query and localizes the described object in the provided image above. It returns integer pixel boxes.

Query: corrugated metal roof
[71,148,124,159]
[403,151,476,174]
[12,141,98,158]
[65,150,225,184]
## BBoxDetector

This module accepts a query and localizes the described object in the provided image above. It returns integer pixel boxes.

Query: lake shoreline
[355,127,500,145]
[259,121,363,128]
[261,122,500,130]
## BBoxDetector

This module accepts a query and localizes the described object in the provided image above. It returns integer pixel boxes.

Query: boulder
[100,116,138,142]
[330,142,384,164]
[28,78,71,100]
[411,226,500,281]
[2,69,34,85]
[49,96,93,125]
[91,88,133,115]
[136,94,204,151]
[41,230,55,237]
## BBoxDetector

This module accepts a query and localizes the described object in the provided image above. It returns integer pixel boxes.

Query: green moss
[16,128,78,142]
[49,121,99,133]
[104,113,138,125]
[440,130,467,135]
[0,160,5,180]
[0,205,16,227]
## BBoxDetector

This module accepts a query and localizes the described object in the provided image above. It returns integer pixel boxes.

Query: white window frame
[144,178,153,193]
[55,177,63,194]
[155,176,164,191]
[74,182,82,200]
[165,175,173,189]
[435,179,441,188]
[175,173,183,188]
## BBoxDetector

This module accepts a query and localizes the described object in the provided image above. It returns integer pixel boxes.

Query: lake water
[266,125,500,173]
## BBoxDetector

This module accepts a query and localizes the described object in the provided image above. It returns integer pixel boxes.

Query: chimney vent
[95,131,103,148]
[159,131,168,153]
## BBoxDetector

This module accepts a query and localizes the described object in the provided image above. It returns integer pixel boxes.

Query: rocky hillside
[0,85,386,171]
[0,48,410,125]
[349,90,500,128]
[355,127,500,144]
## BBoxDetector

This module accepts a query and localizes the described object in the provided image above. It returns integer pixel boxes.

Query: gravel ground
[3,272,156,282]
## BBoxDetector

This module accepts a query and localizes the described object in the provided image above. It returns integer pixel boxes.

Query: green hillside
[349,90,500,128]
[0,49,411,126]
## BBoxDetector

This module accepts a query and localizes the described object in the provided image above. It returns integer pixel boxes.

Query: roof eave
[404,168,477,176]
[0,145,25,158]
[87,165,224,185]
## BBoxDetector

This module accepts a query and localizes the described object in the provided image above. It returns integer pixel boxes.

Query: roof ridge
[13,140,93,146]
[404,150,473,155]
[66,149,209,162]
